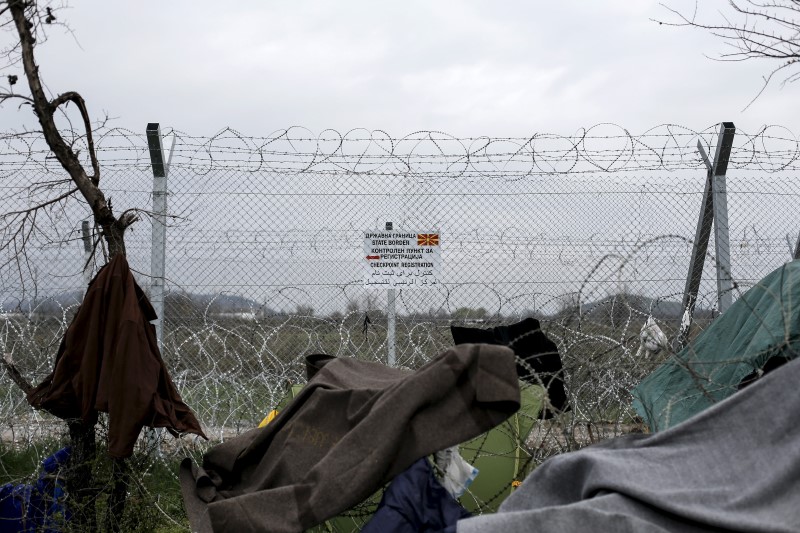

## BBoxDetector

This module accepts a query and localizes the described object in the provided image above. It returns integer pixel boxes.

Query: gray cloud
[0,0,797,137]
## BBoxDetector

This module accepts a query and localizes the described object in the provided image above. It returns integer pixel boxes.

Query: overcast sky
[1,0,799,138]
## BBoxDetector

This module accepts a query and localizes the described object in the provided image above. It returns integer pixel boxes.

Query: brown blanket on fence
[180,345,520,533]
[27,255,206,458]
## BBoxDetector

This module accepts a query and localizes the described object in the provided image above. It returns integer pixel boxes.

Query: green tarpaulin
[632,260,800,431]
[459,381,544,514]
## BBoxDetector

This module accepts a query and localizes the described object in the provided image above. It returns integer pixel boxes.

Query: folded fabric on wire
[180,344,520,533]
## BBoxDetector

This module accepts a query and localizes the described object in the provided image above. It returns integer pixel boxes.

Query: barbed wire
[1,123,799,531]
[2,123,800,179]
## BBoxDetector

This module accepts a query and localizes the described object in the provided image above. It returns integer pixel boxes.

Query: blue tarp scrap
[0,447,71,533]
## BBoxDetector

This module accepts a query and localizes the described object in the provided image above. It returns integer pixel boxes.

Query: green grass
[0,440,64,485]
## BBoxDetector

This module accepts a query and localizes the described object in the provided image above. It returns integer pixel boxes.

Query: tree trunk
[103,219,127,258]
[103,458,128,533]
[68,420,98,533]
[7,4,135,532]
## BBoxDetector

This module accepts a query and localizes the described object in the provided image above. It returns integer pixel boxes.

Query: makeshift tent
[262,368,544,521]
[450,318,557,512]
[632,260,800,431]
[457,356,800,533]
[180,346,520,533]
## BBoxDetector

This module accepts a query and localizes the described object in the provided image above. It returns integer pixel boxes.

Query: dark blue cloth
[361,458,470,533]
[0,447,70,533]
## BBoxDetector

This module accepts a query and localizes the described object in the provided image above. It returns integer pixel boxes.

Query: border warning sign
[363,230,441,288]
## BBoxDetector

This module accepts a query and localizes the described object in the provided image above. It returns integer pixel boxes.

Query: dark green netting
[632,260,800,432]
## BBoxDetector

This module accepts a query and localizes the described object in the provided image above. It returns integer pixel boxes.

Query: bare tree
[1,2,137,531]
[1,0,137,264]
[658,0,800,106]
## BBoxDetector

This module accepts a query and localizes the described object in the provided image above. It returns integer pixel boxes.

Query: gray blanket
[458,354,800,532]
[180,345,520,533]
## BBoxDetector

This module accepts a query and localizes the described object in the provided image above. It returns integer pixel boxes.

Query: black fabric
[361,458,470,533]
[451,317,568,417]
[737,355,790,390]
[304,353,335,379]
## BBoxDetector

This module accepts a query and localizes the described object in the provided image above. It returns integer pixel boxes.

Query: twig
[1,352,33,394]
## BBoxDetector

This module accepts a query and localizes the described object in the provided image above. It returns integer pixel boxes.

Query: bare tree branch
[0,4,132,531]
[50,90,100,181]
[0,90,34,104]
[3,186,78,217]
[1,352,33,394]
[6,0,129,257]
[657,0,800,106]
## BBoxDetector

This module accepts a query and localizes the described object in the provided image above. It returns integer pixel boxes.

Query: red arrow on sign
[366,255,380,260]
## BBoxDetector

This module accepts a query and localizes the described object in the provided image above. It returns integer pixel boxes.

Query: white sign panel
[363,230,441,288]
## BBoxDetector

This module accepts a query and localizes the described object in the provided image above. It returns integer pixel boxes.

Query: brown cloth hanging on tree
[27,255,207,458]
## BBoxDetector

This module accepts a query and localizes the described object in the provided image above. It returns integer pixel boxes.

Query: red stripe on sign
[366,255,380,260]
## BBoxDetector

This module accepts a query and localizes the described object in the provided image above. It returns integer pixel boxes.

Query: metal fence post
[386,221,396,367]
[80,220,93,291]
[711,122,736,313]
[146,123,174,346]
[794,232,800,260]
[677,122,735,348]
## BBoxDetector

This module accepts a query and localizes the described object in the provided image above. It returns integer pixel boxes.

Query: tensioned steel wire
[1,123,798,530]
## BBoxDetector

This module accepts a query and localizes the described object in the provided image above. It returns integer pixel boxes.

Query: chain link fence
[1,123,799,530]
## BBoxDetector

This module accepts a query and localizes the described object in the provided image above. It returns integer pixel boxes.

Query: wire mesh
[1,123,799,530]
